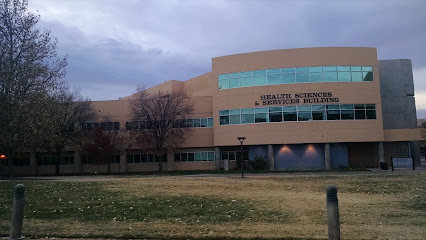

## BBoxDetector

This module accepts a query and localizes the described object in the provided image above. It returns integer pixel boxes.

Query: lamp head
[237,137,246,144]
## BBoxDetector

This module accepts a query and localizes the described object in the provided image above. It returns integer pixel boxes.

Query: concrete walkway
[5,164,424,182]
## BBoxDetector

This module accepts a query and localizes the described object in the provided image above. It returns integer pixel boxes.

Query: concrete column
[215,147,220,170]
[30,151,37,176]
[325,143,331,170]
[378,142,384,164]
[120,149,127,173]
[268,144,274,171]
[167,151,174,172]
[410,141,421,167]
[73,150,81,174]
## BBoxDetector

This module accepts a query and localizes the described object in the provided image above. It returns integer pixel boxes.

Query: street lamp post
[237,137,246,178]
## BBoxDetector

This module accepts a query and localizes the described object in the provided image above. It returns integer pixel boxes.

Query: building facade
[10,47,422,175]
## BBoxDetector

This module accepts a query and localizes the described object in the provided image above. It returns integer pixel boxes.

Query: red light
[0,154,6,160]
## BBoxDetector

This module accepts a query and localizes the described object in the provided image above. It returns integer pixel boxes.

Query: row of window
[174,118,214,128]
[221,151,249,161]
[37,155,75,166]
[219,104,376,125]
[218,66,374,89]
[81,155,120,164]
[126,117,214,130]
[127,154,167,163]
[18,152,249,165]
[81,122,120,131]
[12,158,30,166]
[17,151,253,165]
[174,152,215,162]
[36,155,121,165]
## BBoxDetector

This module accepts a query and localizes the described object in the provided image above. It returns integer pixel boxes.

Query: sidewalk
[6,166,424,182]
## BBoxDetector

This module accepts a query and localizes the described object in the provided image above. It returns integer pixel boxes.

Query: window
[255,108,268,123]
[218,65,374,89]
[230,109,241,124]
[310,72,323,82]
[340,104,354,120]
[327,110,340,120]
[338,72,351,82]
[298,112,311,121]
[112,154,120,163]
[268,74,282,85]
[107,122,113,131]
[324,72,337,82]
[200,118,207,127]
[221,151,248,160]
[174,153,180,162]
[351,66,363,82]
[193,119,201,128]
[269,107,282,122]
[134,154,141,163]
[59,155,74,165]
[13,155,30,166]
[229,77,239,88]
[296,72,309,83]
[127,153,165,163]
[241,108,255,124]
[174,151,215,162]
[219,104,376,125]
[240,77,252,87]
[171,118,214,128]
[37,156,55,166]
[218,74,229,89]
[81,155,95,165]
[208,152,215,161]
[220,110,230,125]
[127,154,133,163]
[188,153,195,161]
[283,106,297,121]
[141,154,148,162]
[297,106,312,121]
[207,118,214,127]
[83,122,120,131]
[181,153,188,161]
[282,73,295,83]
[312,105,326,120]
[253,75,267,86]
[366,104,376,119]
[195,152,201,161]
[37,154,74,166]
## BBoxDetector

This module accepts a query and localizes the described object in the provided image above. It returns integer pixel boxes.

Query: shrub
[250,155,268,170]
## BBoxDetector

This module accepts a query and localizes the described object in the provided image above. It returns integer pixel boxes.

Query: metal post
[326,185,340,240]
[240,141,244,178]
[10,184,25,240]
[237,137,246,178]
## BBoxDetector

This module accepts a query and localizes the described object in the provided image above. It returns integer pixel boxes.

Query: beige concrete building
[10,47,423,175]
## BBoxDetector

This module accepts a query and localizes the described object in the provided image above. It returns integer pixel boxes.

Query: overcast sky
[28,0,426,117]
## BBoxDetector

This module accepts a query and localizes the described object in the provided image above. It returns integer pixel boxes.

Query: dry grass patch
[0,172,425,239]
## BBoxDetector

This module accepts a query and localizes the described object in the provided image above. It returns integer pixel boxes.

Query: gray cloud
[29,0,426,113]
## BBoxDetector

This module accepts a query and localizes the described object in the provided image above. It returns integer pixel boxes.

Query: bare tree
[130,87,194,173]
[0,0,67,176]
[43,85,96,175]
[82,127,117,173]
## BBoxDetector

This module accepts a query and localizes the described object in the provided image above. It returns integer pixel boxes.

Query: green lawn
[0,172,425,239]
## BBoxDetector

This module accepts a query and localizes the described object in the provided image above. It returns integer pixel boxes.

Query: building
[10,47,423,175]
